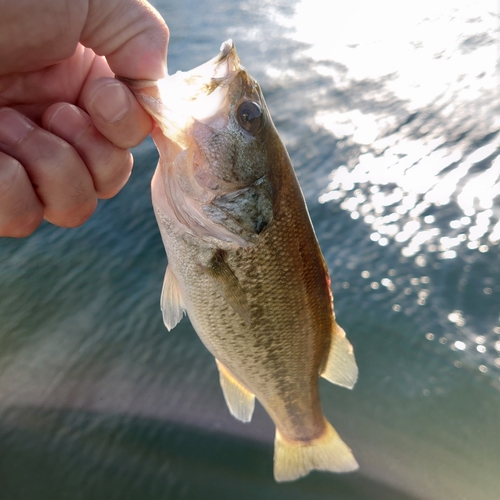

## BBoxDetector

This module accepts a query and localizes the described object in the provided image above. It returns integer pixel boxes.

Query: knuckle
[49,138,79,169]
[17,131,78,180]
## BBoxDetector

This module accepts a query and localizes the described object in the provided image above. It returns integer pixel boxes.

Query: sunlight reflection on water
[275,0,500,380]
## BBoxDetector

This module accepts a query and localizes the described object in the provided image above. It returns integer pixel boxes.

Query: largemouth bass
[120,40,359,482]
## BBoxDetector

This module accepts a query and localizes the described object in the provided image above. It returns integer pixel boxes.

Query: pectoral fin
[203,249,251,324]
[161,265,186,331]
[321,324,358,389]
[216,359,255,422]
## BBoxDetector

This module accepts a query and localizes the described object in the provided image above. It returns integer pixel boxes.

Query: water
[1,1,499,499]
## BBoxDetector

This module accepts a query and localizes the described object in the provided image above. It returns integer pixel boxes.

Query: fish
[118,40,359,482]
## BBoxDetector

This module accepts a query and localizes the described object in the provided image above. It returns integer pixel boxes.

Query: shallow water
[1,1,499,499]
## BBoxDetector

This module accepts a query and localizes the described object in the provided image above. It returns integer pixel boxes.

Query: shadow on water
[0,406,418,500]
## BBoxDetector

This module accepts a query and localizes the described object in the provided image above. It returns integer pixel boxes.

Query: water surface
[0,1,499,499]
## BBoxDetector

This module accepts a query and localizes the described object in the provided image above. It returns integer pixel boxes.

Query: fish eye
[237,101,263,135]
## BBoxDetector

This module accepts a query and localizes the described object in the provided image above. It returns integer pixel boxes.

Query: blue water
[1,1,499,499]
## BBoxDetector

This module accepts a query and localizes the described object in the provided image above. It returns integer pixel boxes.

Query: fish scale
[120,39,359,482]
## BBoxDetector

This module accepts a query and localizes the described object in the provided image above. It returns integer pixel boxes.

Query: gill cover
[127,40,275,247]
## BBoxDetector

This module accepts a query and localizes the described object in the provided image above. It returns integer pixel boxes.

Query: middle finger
[0,108,97,228]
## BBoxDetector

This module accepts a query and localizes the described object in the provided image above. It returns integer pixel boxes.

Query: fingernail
[90,82,130,123]
[0,108,34,148]
[47,104,90,137]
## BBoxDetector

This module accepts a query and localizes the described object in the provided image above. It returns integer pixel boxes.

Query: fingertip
[44,196,98,229]
[96,150,133,199]
[83,77,153,149]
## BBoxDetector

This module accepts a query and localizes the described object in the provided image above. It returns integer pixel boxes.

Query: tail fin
[273,420,358,482]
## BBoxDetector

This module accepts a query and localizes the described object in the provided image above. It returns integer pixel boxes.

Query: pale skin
[0,0,169,237]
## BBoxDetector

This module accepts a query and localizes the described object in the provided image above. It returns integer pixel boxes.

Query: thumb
[81,0,169,80]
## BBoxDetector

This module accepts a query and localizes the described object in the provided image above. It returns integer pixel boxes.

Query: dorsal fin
[216,359,255,422]
[160,265,186,331]
[321,323,358,389]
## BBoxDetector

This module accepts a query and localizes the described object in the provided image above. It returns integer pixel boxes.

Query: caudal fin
[273,420,358,482]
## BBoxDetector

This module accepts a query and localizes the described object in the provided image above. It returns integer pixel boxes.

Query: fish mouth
[117,40,244,148]
[116,40,240,90]
[214,39,240,68]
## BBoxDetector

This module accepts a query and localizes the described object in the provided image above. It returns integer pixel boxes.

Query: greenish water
[0,407,420,500]
[1,1,499,499]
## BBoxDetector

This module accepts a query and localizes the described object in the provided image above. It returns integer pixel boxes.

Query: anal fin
[161,265,186,331]
[215,359,255,423]
[321,323,358,389]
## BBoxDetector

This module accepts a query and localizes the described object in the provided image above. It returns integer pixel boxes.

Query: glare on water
[259,1,500,380]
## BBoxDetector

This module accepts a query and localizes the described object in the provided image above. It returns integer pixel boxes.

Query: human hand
[0,0,169,237]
